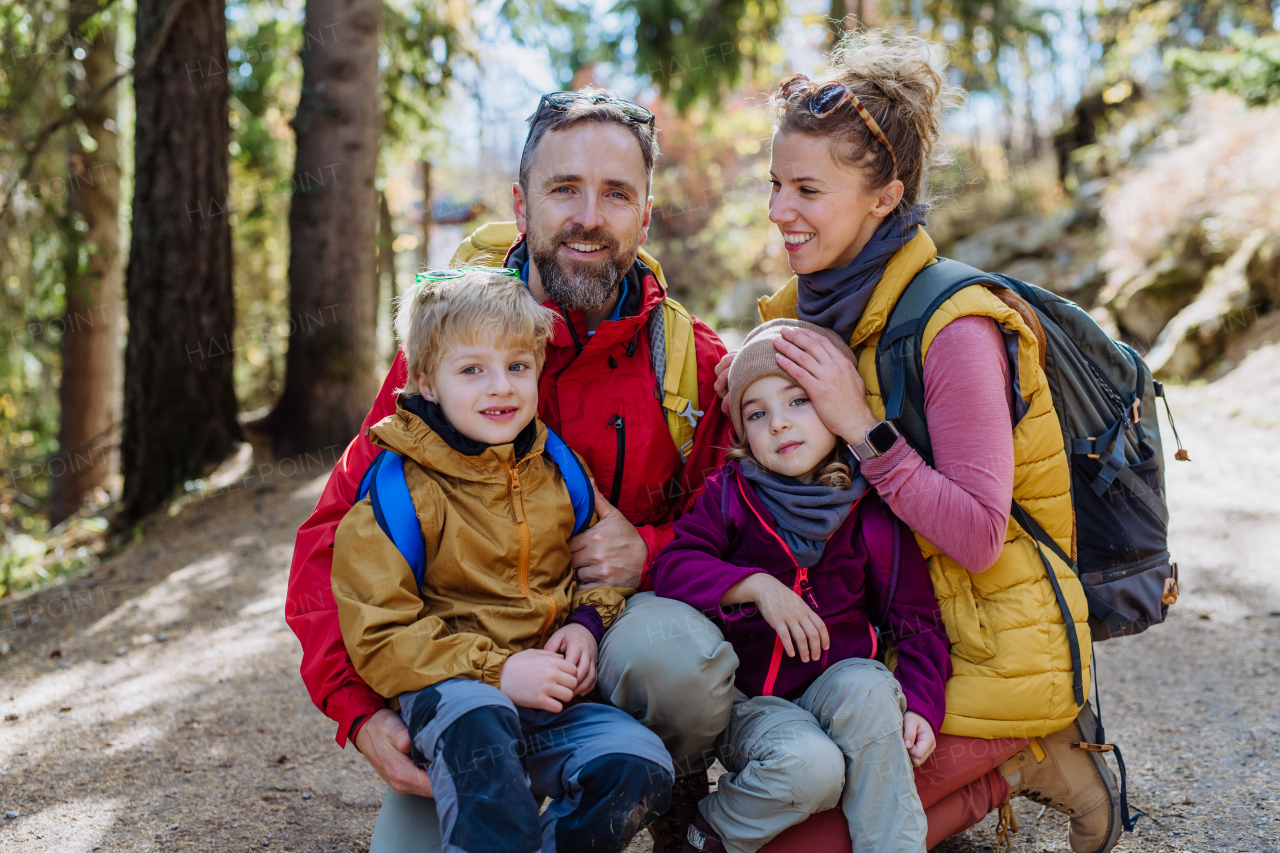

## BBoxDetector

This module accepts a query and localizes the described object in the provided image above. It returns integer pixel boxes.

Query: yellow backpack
[449,221,703,462]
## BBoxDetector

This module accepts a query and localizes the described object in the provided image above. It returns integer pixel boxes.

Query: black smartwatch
[849,420,901,462]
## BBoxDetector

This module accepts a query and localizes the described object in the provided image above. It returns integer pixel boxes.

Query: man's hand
[499,648,578,712]
[772,327,879,442]
[903,711,937,767]
[353,708,434,797]
[543,622,599,696]
[713,350,738,415]
[570,483,647,589]
[722,573,829,663]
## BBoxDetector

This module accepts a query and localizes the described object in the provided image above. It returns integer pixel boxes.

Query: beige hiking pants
[701,658,928,853]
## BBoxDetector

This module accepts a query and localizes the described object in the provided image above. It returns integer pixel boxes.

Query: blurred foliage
[619,0,787,109]
[0,0,127,566]
[644,96,780,321]
[1169,31,1280,105]
[1089,0,1275,85]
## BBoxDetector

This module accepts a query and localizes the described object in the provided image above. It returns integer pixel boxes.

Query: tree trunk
[120,0,240,523]
[52,23,123,526]
[272,0,381,458]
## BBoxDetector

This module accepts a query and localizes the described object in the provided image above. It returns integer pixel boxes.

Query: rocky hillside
[943,91,1280,381]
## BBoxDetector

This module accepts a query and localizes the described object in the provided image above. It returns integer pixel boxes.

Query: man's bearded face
[525,224,638,312]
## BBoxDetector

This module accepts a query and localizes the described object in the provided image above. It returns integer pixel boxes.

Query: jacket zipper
[608,414,625,507]
[505,460,557,645]
[735,477,815,697]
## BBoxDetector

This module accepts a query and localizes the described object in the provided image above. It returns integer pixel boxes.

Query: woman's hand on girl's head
[724,573,829,663]
[772,327,880,442]
[714,350,738,415]
[902,711,937,767]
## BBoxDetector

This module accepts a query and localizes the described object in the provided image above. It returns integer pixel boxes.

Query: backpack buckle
[1085,437,1100,460]
[1131,398,1141,425]
[1071,741,1115,752]
[1162,576,1179,605]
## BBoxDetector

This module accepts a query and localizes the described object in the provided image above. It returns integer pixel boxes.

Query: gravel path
[2,345,1278,853]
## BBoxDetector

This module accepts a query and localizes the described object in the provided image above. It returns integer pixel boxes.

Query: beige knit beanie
[726,318,857,438]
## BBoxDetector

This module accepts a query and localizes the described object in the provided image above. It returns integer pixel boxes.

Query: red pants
[760,735,1027,852]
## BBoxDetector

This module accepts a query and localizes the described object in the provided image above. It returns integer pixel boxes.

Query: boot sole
[1074,701,1123,853]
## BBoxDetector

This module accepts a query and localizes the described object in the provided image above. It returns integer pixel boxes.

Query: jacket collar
[368,402,548,484]
[505,235,666,352]
[757,228,938,348]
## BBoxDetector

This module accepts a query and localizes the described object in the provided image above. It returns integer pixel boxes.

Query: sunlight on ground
[4,797,125,852]
[0,574,294,766]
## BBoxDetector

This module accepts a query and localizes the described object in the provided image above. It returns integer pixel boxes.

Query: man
[285,89,738,852]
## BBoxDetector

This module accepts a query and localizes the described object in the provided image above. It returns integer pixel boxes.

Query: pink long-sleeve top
[860,315,1015,573]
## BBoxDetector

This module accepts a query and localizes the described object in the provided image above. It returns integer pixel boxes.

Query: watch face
[867,422,899,454]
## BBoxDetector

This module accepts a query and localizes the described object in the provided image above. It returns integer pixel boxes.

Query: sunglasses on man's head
[530,91,656,130]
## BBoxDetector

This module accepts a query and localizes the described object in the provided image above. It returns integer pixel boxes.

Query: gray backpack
[877,258,1182,647]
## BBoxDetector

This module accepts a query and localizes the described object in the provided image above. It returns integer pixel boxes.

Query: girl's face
[741,375,839,483]
[768,130,904,275]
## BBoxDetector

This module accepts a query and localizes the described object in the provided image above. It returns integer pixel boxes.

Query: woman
[714,31,1122,853]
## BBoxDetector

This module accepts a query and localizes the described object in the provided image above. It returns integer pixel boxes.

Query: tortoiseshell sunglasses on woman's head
[776,74,898,176]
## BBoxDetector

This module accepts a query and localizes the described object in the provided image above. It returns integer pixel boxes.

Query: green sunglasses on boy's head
[414,267,521,287]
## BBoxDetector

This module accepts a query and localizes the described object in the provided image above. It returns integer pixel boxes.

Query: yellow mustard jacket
[333,405,629,700]
[759,228,1091,739]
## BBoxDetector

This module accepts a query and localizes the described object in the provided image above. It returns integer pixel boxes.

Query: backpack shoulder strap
[542,427,595,536]
[875,257,993,467]
[356,449,428,590]
[653,297,703,462]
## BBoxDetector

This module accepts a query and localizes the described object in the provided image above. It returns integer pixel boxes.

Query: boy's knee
[557,754,673,852]
[436,706,540,852]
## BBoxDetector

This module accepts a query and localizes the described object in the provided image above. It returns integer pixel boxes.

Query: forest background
[2,0,1280,598]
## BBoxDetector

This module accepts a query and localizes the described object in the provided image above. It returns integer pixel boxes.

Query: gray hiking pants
[368,593,738,852]
[701,658,927,853]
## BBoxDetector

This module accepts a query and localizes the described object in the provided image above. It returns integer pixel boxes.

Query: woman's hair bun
[770,29,966,213]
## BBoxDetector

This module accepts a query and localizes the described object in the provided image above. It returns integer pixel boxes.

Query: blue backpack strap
[542,427,594,536]
[356,449,428,589]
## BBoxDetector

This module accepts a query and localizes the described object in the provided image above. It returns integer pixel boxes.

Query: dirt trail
[3,345,1280,853]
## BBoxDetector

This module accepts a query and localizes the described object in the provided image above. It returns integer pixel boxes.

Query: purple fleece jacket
[651,462,951,734]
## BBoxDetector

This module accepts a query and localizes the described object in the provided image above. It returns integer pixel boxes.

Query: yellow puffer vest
[758,229,1091,739]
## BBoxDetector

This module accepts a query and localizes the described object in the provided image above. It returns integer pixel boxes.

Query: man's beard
[527,226,634,312]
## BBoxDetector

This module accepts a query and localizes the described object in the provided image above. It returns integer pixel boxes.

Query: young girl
[651,318,951,853]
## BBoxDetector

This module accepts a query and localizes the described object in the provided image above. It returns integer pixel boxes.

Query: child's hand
[728,573,829,663]
[543,623,598,697]
[903,711,936,767]
[498,648,578,712]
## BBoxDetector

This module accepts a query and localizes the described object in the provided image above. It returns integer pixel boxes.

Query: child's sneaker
[681,813,727,853]
[648,774,709,853]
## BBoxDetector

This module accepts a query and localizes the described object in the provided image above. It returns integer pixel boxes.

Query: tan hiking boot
[648,773,711,853]
[999,702,1122,853]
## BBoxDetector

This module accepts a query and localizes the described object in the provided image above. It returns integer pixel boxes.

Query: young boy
[333,269,673,853]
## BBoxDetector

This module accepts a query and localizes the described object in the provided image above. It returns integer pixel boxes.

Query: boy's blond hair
[395,269,560,396]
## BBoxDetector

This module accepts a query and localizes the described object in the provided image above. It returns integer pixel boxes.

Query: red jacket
[285,254,731,745]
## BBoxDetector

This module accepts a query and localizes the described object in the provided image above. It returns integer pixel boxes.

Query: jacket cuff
[479,649,512,688]
[636,523,674,591]
[334,689,388,748]
[564,605,607,645]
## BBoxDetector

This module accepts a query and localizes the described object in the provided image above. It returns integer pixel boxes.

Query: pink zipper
[735,476,863,696]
